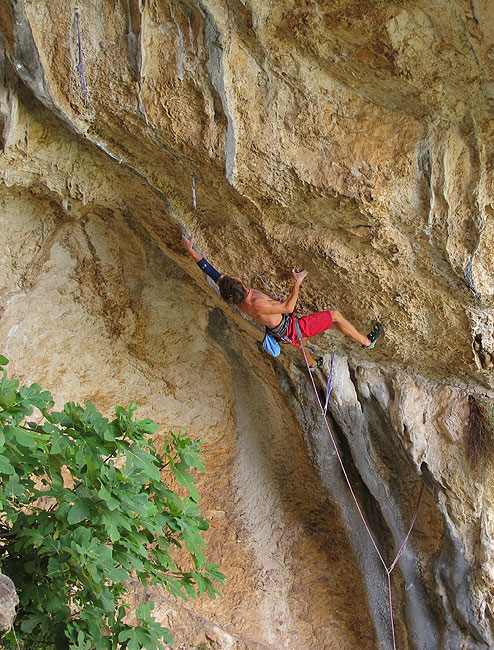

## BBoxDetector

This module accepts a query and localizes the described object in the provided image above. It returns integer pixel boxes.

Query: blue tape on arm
[197,257,221,283]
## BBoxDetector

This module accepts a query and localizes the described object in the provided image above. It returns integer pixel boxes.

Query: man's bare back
[228,270,307,329]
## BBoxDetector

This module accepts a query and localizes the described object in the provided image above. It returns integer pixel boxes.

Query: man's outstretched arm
[282,269,307,312]
[182,232,223,283]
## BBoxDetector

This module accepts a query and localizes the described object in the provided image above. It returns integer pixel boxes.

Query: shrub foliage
[0,355,224,649]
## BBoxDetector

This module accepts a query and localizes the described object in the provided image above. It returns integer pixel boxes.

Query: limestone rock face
[0,1,493,648]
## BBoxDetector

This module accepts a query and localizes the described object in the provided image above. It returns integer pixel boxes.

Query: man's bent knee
[331,309,342,323]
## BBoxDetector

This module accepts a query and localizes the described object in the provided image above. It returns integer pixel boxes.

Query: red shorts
[286,311,333,346]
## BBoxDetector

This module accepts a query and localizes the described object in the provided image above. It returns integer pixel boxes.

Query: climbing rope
[257,272,279,300]
[75,7,89,105]
[299,340,424,649]
[323,346,335,416]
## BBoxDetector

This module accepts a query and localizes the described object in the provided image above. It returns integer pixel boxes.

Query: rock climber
[182,232,382,370]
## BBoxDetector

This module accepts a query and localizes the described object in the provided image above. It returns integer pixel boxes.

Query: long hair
[218,276,248,305]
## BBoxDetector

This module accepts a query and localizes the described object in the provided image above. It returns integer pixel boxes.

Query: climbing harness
[263,315,294,357]
[298,332,424,650]
[262,313,315,358]
[75,8,89,105]
[265,313,290,340]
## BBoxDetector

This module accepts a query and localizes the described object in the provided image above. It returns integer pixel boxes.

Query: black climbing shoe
[363,323,383,350]
[309,357,323,372]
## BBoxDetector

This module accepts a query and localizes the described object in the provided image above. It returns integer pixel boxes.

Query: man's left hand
[182,232,194,253]
[292,269,308,283]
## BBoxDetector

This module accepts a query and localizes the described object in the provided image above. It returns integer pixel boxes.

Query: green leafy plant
[0,355,225,649]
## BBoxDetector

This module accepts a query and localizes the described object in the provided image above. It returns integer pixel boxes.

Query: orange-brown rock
[0,1,493,648]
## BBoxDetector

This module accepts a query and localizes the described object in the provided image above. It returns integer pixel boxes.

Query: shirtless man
[182,233,382,369]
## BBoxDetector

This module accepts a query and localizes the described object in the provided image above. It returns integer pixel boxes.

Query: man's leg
[291,311,379,366]
[300,339,317,367]
[292,312,330,368]
[331,310,371,346]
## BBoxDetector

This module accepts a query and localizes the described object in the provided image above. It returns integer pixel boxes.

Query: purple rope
[388,572,396,648]
[75,9,89,104]
[301,344,388,569]
[299,341,424,650]
[387,483,424,574]
[323,347,335,415]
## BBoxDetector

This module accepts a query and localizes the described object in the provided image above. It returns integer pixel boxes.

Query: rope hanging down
[323,346,335,416]
[299,339,424,650]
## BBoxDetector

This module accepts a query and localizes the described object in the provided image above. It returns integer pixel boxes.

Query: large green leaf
[5,425,37,448]
[172,461,198,502]
[67,498,90,525]
[0,388,16,409]
[0,453,15,475]
[125,446,161,482]
[19,384,54,410]
[177,519,206,568]
[99,512,120,542]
